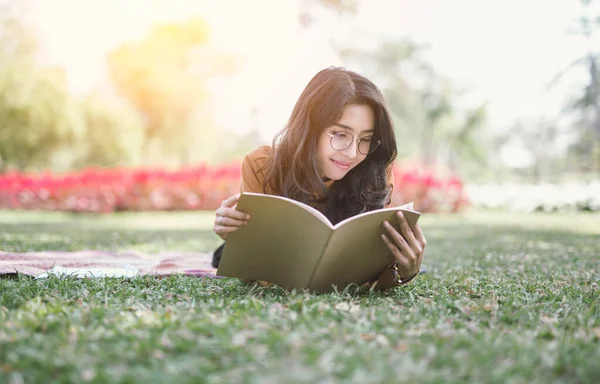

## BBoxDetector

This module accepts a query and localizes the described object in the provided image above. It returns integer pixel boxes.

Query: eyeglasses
[324,130,381,155]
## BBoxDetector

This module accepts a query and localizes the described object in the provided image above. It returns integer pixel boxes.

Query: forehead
[335,104,375,134]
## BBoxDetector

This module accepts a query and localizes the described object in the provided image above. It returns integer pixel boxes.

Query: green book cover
[217,193,420,293]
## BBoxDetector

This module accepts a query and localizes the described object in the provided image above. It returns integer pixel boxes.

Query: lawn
[0,209,599,383]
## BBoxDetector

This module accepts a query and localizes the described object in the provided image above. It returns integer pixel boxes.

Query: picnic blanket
[0,250,218,279]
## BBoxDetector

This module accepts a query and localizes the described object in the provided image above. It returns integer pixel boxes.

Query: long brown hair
[263,67,398,224]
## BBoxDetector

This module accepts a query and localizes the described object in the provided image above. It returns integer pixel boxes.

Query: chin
[324,167,350,181]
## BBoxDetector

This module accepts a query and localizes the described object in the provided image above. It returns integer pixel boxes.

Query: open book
[217,193,420,293]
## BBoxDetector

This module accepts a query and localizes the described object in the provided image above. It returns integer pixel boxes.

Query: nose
[342,139,358,159]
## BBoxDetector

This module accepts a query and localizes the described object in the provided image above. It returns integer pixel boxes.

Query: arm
[372,165,425,290]
[214,146,270,241]
[241,153,267,193]
[366,165,399,290]
[371,211,426,291]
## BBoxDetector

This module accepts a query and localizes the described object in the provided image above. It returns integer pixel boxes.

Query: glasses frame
[323,130,381,155]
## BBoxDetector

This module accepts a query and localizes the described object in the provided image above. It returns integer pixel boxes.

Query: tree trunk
[420,122,435,166]
[589,56,600,138]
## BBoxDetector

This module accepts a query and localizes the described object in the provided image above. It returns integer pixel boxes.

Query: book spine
[305,228,334,288]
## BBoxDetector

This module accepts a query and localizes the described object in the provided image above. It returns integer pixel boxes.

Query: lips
[331,159,351,170]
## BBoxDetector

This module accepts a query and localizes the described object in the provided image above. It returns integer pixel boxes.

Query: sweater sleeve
[241,156,265,193]
[371,164,417,291]
[240,146,271,194]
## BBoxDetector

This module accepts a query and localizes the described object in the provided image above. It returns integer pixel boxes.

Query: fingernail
[397,211,404,218]
[246,215,250,220]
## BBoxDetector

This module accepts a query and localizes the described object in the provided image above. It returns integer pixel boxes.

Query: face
[316,104,375,181]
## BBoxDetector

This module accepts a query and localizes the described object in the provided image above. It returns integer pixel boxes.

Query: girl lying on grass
[212,67,426,291]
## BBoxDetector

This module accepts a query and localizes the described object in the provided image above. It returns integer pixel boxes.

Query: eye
[361,136,374,143]
[333,131,350,139]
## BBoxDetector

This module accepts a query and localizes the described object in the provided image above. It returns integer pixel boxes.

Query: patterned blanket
[0,250,218,279]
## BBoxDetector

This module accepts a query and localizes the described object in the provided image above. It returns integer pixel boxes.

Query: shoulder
[241,145,275,194]
[245,145,272,163]
[243,145,273,172]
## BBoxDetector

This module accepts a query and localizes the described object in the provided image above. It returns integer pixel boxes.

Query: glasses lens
[330,131,353,151]
[359,137,379,155]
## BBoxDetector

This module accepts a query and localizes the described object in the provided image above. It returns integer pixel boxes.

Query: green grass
[0,209,599,384]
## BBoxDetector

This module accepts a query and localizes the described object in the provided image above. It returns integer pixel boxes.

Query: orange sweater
[238,145,402,290]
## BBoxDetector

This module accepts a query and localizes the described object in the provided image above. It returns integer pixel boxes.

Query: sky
[27,0,597,166]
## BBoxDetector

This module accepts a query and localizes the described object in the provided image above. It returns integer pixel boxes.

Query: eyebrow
[333,123,375,134]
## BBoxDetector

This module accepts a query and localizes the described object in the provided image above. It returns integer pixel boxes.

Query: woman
[213,67,426,291]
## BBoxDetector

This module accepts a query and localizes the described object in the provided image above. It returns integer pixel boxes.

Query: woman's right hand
[214,193,250,241]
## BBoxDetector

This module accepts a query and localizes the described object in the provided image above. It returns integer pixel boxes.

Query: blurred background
[1,0,599,214]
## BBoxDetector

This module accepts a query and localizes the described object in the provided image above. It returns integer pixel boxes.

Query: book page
[308,208,420,292]
[240,193,332,226]
[217,193,333,289]
[333,202,417,229]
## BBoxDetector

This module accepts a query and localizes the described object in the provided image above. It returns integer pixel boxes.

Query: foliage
[550,0,600,174]
[107,17,234,166]
[338,40,490,181]
[299,0,358,27]
[0,62,83,171]
[0,210,599,382]
[0,164,241,212]
[74,92,145,168]
[497,119,564,183]
[0,164,467,213]
[0,8,83,172]
[0,1,151,172]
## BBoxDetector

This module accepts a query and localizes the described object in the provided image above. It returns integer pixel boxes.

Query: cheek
[316,136,332,160]
[351,153,368,168]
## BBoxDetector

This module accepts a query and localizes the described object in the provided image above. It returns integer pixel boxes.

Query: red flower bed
[392,166,469,213]
[0,163,468,213]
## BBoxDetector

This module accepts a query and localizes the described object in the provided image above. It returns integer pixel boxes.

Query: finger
[221,193,241,208]
[383,221,415,261]
[413,224,427,249]
[216,215,247,227]
[217,207,250,222]
[381,233,401,258]
[215,224,243,234]
[413,224,427,264]
[381,234,413,269]
[395,211,422,254]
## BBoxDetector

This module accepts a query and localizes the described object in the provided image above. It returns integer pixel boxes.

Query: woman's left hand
[381,211,426,280]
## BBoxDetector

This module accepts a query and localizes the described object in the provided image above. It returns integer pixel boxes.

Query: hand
[381,211,426,279]
[214,193,250,241]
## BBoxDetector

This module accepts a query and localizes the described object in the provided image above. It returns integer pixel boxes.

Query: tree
[575,0,600,139]
[339,39,489,179]
[500,119,560,183]
[0,1,82,172]
[107,17,235,166]
[73,92,145,168]
[298,0,358,28]
[551,0,600,173]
